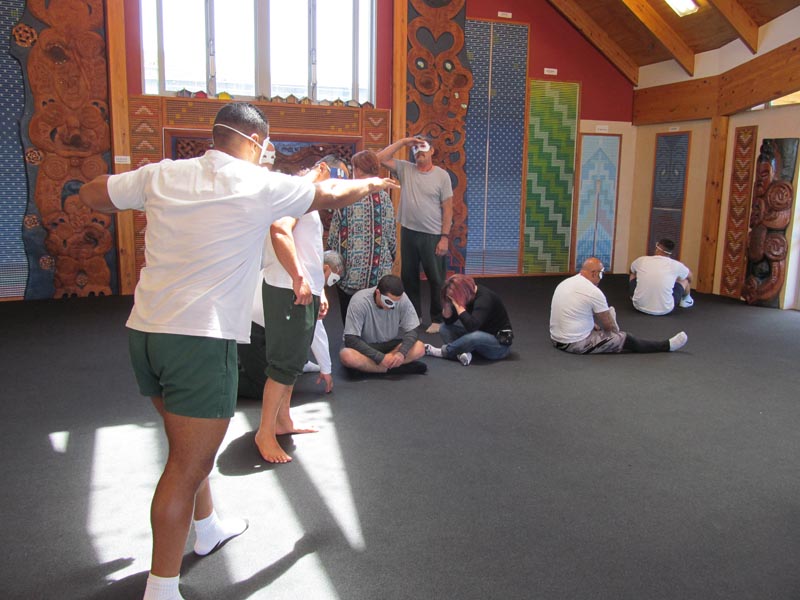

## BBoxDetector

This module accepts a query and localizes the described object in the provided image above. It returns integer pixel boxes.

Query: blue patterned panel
[0,0,28,298]
[575,135,620,270]
[649,132,689,256]
[464,20,490,274]
[464,20,528,275]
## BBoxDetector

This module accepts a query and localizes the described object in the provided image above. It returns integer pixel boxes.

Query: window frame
[140,0,375,103]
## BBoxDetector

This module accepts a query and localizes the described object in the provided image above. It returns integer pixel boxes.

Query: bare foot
[255,431,292,463]
[276,419,318,436]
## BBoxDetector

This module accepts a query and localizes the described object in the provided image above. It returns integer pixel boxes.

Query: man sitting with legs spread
[550,257,688,355]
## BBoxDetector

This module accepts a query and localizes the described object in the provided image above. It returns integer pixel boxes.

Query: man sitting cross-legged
[339,274,427,375]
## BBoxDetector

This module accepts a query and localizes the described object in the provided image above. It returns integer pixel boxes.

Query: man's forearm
[441,198,453,236]
[397,328,419,356]
[270,227,304,286]
[310,177,397,212]
[344,334,383,364]
[376,138,408,164]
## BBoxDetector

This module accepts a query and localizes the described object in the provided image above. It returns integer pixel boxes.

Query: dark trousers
[400,227,446,324]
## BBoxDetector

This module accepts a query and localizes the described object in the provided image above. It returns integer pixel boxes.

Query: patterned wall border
[720,126,757,298]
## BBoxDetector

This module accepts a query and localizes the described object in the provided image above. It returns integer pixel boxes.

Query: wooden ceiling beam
[546,0,639,85]
[719,37,800,115]
[619,0,695,76]
[707,0,759,54]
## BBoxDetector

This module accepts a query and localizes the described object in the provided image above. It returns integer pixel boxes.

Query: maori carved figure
[742,140,798,306]
[407,0,473,274]
[13,0,113,298]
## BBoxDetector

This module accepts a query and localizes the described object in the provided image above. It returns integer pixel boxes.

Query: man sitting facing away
[339,274,427,375]
[629,238,693,315]
[550,257,688,354]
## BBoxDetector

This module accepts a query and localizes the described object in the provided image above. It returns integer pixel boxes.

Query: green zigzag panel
[523,80,579,274]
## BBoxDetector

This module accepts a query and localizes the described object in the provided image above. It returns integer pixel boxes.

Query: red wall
[125,0,632,121]
[373,0,633,121]
[466,0,633,121]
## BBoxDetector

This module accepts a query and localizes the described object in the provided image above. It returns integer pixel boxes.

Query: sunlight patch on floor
[291,401,366,551]
[48,430,70,453]
[86,413,345,597]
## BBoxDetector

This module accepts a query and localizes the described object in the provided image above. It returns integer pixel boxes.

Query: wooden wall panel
[696,115,729,293]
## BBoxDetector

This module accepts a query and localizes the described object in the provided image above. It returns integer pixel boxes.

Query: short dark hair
[377,274,403,296]
[656,239,675,254]
[212,102,269,148]
[315,154,349,175]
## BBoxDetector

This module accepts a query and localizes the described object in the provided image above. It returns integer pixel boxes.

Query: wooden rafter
[546,0,639,85]
[620,0,695,76]
[707,0,759,54]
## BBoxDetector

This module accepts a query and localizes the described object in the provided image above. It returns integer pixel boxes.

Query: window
[140,0,375,103]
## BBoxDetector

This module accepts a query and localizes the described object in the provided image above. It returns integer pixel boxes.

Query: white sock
[457,352,472,366]
[193,510,248,556]
[143,574,184,600]
[424,343,443,357]
[669,331,688,352]
[303,360,321,373]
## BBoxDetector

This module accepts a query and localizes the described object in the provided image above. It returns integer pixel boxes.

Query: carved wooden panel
[406,0,473,274]
[11,0,115,299]
[742,138,798,306]
[720,126,757,298]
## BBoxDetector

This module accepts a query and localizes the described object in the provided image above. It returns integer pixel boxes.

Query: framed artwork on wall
[573,134,621,270]
[648,132,690,258]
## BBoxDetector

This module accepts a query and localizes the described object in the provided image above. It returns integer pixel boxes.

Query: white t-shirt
[261,210,324,294]
[630,255,690,315]
[107,150,315,343]
[549,273,610,343]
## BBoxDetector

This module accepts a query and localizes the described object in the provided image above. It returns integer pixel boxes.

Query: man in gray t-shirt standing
[339,275,427,374]
[378,136,453,334]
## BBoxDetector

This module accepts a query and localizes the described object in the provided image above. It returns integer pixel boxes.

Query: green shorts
[128,329,237,419]
[262,283,320,385]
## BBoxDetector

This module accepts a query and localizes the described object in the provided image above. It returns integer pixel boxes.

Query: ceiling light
[665,0,699,17]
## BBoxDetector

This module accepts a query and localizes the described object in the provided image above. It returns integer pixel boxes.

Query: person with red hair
[424,274,513,366]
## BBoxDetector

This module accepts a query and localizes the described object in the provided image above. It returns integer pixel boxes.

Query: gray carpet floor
[2,275,799,599]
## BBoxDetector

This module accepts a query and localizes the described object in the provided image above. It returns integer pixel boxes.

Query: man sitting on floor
[629,238,693,315]
[339,274,427,375]
[550,257,688,354]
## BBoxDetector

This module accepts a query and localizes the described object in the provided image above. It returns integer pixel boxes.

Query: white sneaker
[679,295,694,308]
[669,331,688,352]
[457,352,472,366]
[425,322,441,334]
[302,361,321,373]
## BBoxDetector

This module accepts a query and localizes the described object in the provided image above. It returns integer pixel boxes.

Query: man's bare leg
[149,401,230,578]
[275,392,318,435]
[339,348,389,373]
[255,379,295,463]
